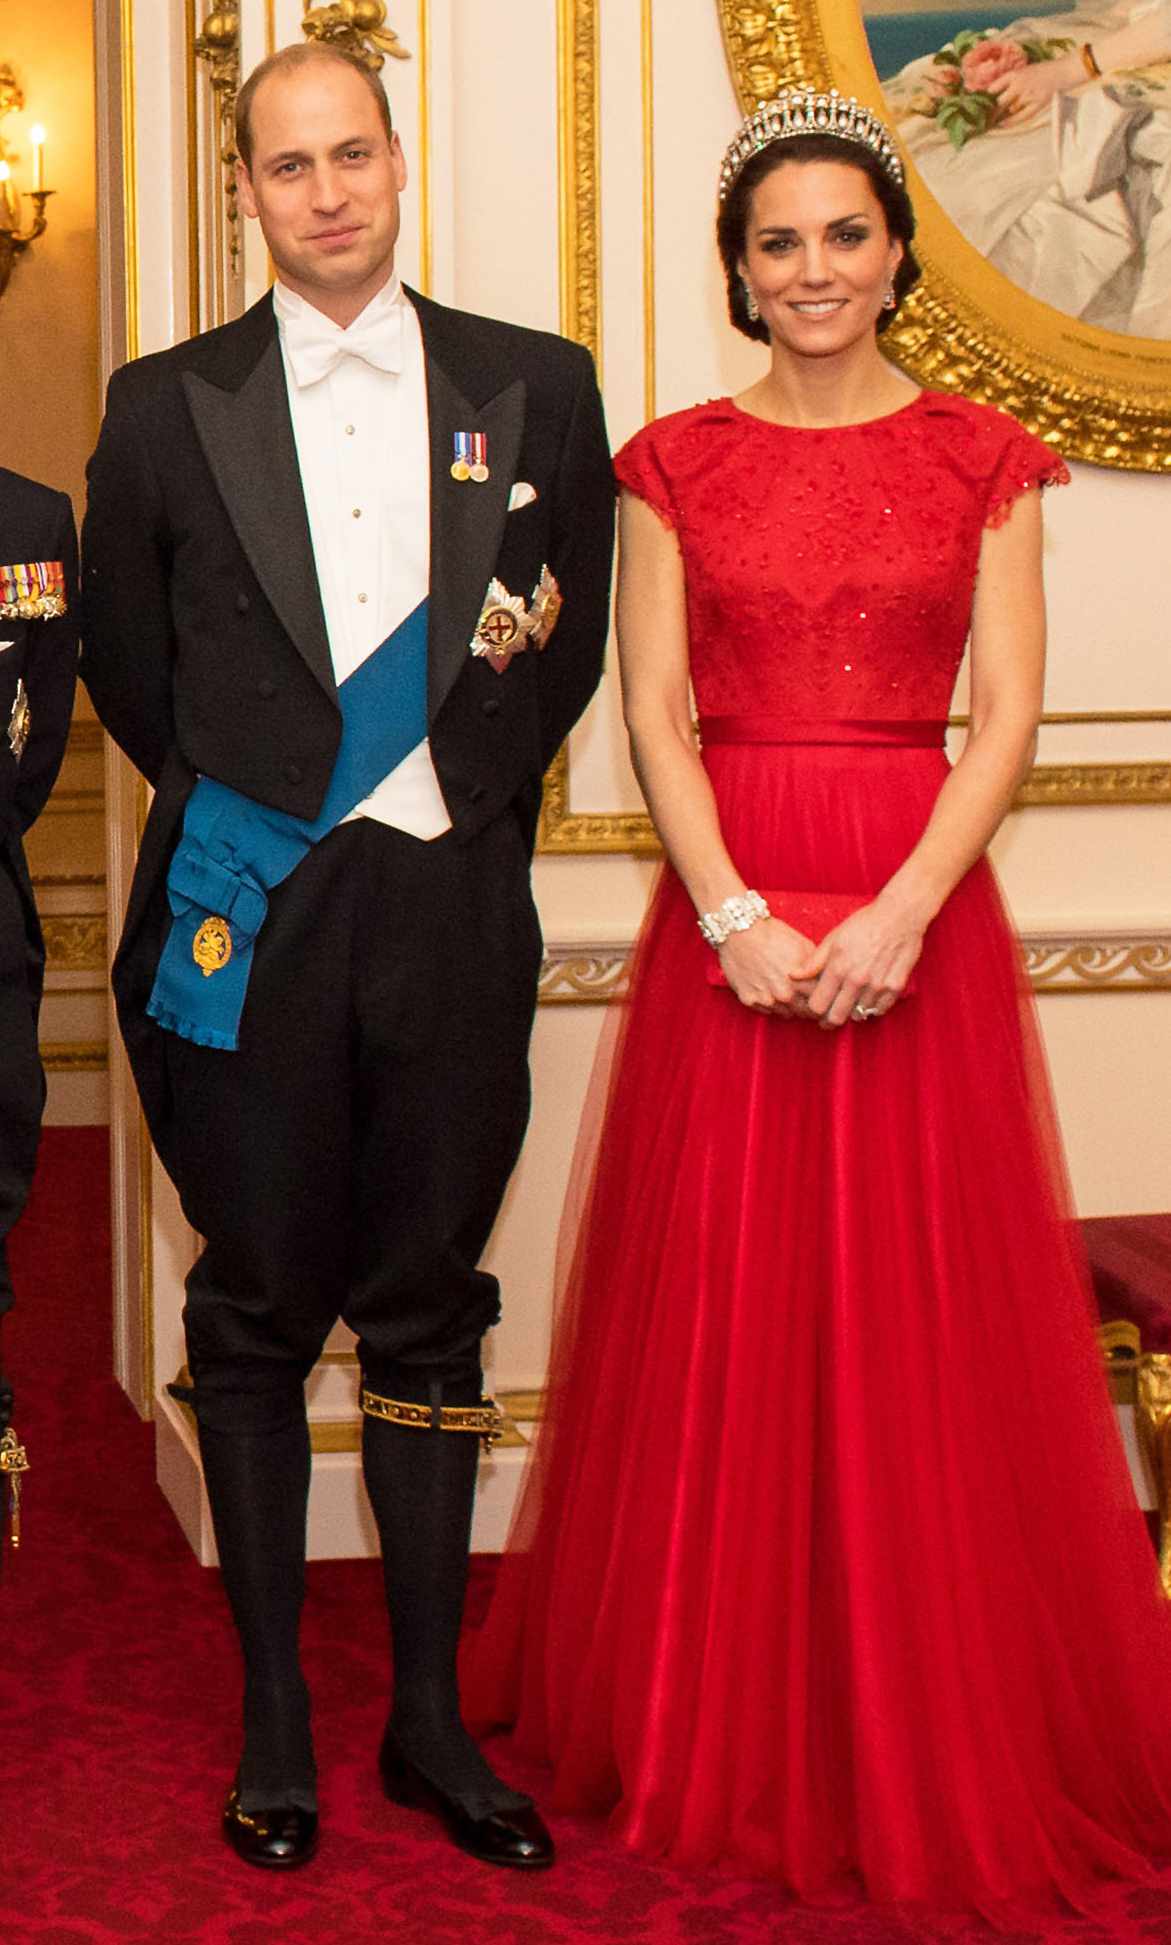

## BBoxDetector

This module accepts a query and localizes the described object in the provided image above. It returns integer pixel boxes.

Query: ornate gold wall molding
[42,915,108,975]
[193,6,242,276]
[42,1041,107,1073]
[541,745,1171,853]
[1024,937,1171,992]
[556,0,600,368]
[539,747,658,855]
[538,932,1171,1004]
[1017,765,1171,807]
[538,0,604,853]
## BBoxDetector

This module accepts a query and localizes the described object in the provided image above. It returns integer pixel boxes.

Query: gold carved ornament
[715,2,1171,470]
[1138,1355,1171,1598]
[193,9,242,274]
[0,62,53,305]
[301,2,410,69]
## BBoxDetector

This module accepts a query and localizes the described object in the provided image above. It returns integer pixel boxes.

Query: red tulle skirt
[463,729,1171,1932]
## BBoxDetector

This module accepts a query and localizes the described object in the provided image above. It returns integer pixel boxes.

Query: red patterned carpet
[6,1128,1171,1944]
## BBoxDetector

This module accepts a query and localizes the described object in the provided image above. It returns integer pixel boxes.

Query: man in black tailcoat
[0,470,77,1524]
[81,44,612,1871]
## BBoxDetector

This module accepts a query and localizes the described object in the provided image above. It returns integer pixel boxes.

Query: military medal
[7,679,29,759]
[471,579,535,674]
[527,565,563,649]
[450,432,473,482]
[192,915,233,978]
[0,561,66,621]
[468,433,490,484]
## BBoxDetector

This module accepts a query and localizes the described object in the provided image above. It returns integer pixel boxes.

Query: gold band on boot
[359,1387,506,1450]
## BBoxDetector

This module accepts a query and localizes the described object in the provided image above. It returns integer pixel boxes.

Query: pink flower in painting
[926,62,963,95]
[960,39,1028,91]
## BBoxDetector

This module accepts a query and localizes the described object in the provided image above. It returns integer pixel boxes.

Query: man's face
[236,60,407,322]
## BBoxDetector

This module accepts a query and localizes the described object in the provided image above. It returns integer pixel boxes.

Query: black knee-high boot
[193,1378,316,1814]
[360,1370,527,1819]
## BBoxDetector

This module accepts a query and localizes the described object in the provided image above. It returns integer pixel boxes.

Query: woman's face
[738,158,902,358]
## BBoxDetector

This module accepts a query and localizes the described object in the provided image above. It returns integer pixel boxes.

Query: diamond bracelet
[697,889,770,949]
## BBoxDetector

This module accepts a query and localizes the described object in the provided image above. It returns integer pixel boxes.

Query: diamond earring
[742,281,760,322]
[883,285,897,310]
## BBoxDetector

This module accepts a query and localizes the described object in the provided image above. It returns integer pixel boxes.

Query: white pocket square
[508,481,538,512]
[0,643,13,652]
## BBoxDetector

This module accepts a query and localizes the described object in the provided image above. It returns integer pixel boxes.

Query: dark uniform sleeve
[81,366,177,785]
[537,345,615,774]
[14,491,78,834]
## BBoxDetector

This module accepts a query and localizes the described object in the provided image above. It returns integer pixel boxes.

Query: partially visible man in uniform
[0,469,79,1541]
[81,45,613,1871]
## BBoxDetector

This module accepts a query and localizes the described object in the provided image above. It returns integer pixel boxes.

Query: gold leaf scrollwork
[42,915,108,976]
[193,7,242,274]
[714,0,1171,470]
[1022,939,1171,991]
[301,1,410,69]
[537,934,1171,1003]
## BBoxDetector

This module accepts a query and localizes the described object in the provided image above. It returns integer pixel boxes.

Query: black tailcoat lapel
[412,295,526,725]
[181,297,335,699]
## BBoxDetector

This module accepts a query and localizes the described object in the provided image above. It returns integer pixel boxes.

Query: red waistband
[698,716,949,749]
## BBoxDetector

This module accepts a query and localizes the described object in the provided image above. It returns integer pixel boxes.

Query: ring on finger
[851,1002,881,1021]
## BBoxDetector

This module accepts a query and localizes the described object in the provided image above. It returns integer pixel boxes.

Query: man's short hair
[235,43,394,172]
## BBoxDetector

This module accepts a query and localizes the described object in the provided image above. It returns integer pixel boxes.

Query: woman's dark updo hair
[717,132,921,342]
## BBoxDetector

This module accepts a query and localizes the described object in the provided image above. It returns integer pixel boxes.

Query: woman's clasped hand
[717,897,925,1025]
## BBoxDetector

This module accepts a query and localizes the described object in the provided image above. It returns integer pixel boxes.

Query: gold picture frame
[716,0,1171,471]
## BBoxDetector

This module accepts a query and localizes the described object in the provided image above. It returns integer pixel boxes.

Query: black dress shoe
[379,1728,555,1868]
[223,1786,319,1869]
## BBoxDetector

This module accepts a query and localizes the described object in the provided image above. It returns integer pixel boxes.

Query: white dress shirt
[274,274,451,840]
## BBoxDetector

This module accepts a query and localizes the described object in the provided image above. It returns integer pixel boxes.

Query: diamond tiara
[718,87,905,204]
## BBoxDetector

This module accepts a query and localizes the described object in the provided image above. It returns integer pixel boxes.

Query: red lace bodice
[613,391,1068,722]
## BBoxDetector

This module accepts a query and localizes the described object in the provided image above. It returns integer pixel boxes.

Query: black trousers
[161,813,542,1398]
[0,858,45,1319]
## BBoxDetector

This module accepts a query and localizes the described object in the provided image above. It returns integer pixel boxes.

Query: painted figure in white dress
[875,0,1171,335]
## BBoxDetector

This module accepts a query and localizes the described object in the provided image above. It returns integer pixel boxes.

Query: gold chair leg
[1137,1353,1171,1598]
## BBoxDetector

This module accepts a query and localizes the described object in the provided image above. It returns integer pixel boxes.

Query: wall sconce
[0,65,52,304]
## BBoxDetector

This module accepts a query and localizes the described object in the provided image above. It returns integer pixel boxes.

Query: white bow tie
[283,303,403,388]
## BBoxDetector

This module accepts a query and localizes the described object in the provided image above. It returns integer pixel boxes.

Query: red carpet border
[4,1129,1171,1943]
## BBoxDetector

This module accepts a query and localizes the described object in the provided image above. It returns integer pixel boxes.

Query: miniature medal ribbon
[0,561,66,620]
[471,566,563,674]
[451,432,490,483]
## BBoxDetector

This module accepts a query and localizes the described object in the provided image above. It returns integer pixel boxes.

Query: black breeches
[159,813,541,1390]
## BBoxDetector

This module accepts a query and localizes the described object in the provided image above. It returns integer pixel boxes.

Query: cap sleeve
[613,424,678,531]
[985,421,1070,530]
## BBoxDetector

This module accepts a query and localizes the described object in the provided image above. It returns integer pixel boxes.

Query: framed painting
[717,0,1171,469]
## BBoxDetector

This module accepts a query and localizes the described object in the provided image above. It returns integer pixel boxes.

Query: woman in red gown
[464,90,1171,1928]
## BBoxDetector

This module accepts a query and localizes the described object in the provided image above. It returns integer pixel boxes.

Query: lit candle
[0,160,14,225]
[29,125,45,194]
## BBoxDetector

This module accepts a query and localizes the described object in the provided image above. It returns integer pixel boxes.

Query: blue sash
[148,599,430,1052]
